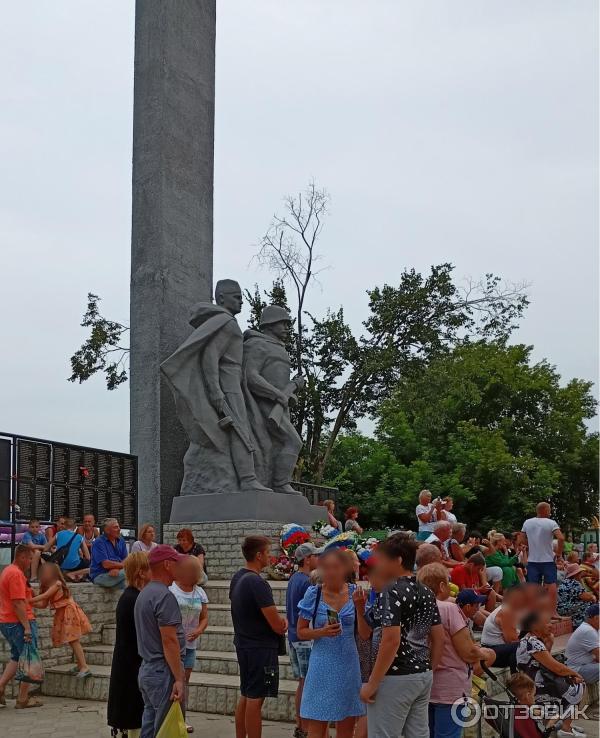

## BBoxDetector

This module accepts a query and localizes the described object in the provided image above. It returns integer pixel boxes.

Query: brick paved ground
[0,696,293,738]
[2,695,597,738]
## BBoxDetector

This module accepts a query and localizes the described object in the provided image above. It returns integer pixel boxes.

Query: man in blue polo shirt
[90,518,128,589]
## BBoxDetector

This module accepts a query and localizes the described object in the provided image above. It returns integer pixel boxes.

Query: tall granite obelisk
[130,0,216,530]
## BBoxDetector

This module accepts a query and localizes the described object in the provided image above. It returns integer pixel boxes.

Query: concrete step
[203,579,288,606]
[209,603,286,627]
[195,651,295,681]
[85,644,294,680]
[85,644,113,667]
[85,645,296,681]
[43,663,296,721]
[102,623,237,652]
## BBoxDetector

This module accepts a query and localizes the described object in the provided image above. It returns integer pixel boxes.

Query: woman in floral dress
[557,564,596,628]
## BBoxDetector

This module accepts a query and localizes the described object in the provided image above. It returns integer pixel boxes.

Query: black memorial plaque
[52,484,68,518]
[35,444,51,481]
[110,457,123,489]
[68,450,82,486]
[97,488,110,523]
[52,446,68,485]
[82,451,96,487]
[17,440,36,480]
[16,481,35,519]
[16,479,50,521]
[122,492,136,529]
[68,486,83,522]
[4,434,137,530]
[34,483,51,521]
[82,487,95,519]
[123,457,135,490]
[110,492,123,521]
[97,453,110,488]
[0,439,10,520]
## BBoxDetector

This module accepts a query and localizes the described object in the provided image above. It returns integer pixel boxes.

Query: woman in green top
[485,532,519,589]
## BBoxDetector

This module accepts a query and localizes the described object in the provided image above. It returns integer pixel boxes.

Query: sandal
[15,697,44,709]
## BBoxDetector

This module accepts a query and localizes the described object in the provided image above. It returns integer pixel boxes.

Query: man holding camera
[415,491,449,541]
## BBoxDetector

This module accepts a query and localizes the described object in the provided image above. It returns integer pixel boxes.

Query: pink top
[430,599,471,705]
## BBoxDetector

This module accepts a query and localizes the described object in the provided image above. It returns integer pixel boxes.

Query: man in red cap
[134,545,187,738]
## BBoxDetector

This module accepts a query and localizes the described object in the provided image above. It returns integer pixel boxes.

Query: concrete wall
[0,584,120,672]
[163,521,284,578]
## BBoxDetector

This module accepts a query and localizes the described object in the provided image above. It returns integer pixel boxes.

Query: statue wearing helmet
[242,305,305,494]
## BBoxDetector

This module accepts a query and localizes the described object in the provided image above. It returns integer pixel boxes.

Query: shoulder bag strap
[311,585,322,626]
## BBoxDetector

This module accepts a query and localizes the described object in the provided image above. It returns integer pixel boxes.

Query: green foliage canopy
[325,341,598,532]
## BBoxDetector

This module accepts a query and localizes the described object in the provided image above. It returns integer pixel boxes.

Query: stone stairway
[37,580,297,721]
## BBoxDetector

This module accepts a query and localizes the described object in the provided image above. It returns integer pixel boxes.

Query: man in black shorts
[230,536,288,738]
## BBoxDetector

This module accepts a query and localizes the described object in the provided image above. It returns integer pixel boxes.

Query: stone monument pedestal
[169,490,326,525]
[165,491,327,578]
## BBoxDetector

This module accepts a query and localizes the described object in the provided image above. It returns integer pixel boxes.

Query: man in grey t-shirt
[566,604,599,685]
[134,545,186,738]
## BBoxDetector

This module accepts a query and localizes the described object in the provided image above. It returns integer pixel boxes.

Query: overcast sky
[1,1,597,453]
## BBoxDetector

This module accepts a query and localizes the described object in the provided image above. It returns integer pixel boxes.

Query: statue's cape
[160,304,234,449]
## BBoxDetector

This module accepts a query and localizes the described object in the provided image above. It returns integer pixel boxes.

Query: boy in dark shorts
[230,536,288,738]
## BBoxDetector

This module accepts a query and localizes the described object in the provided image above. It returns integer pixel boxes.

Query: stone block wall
[0,584,120,671]
[163,520,284,578]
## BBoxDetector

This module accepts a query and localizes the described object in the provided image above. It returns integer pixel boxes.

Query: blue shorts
[288,640,311,679]
[429,702,471,738]
[527,561,557,585]
[183,648,196,669]
[0,620,39,664]
[416,531,433,541]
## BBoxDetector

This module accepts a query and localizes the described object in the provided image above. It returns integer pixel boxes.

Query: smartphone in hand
[326,608,340,626]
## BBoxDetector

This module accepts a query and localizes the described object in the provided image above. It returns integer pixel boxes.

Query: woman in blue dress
[297,548,365,738]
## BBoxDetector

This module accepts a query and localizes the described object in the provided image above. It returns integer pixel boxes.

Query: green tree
[68,294,129,390]
[302,267,528,481]
[325,341,598,531]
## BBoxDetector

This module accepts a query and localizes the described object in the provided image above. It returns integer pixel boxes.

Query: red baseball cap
[148,544,187,566]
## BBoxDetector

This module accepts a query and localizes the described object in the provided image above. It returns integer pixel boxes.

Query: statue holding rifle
[242,305,304,494]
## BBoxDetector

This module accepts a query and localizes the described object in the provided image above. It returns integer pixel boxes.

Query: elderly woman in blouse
[131,524,158,554]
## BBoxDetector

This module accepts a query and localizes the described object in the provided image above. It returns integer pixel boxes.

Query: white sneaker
[558,730,587,738]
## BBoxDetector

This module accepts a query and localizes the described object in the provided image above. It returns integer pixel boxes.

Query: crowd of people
[248,498,598,738]
[0,516,208,732]
[0,498,598,738]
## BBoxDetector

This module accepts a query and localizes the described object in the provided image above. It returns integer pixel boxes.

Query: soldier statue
[161,279,272,495]
[242,305,304,494]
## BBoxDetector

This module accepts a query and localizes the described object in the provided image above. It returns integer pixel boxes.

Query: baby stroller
[474,661,563,738]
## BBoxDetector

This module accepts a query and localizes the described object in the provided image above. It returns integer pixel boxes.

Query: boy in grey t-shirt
[134,545,186,738]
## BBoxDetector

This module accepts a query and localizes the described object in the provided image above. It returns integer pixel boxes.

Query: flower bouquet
[312,520,339,540]
[266,553,295,581]
[356,537,379,568]
[323,531,358,550]
[280,523,310,557]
